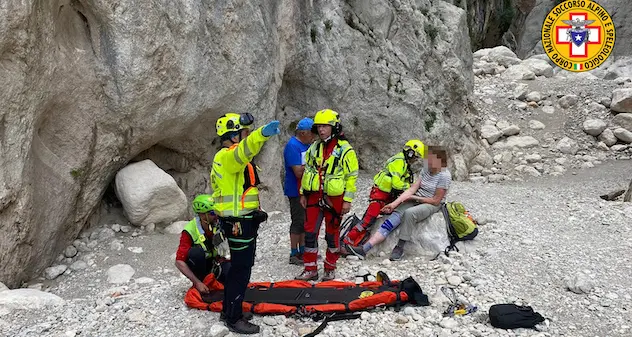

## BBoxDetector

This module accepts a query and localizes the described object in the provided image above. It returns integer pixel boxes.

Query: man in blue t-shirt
[283,117,315,265]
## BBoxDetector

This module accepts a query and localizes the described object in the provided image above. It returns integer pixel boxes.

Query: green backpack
[441,201,479,255]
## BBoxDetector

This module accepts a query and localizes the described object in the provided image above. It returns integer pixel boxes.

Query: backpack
[441,201,479,255]
[489,304,545,329]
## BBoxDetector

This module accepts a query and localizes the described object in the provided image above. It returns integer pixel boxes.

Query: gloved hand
[261,120,281,137]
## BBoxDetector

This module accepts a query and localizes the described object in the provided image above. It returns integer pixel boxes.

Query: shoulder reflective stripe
[229,237,254,243]
[347,171,359,176]
[212,168,223,179]
[344,191,355,199]
[243,140,253,157]
[391,172,402,177]
[195,216,205,235]
[233,149,244,165]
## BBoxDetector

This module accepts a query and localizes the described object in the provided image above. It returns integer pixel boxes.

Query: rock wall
[0,0,481,287]
[444,0,536,52]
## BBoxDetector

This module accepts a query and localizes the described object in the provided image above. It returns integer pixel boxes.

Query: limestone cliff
[0,0,481,287]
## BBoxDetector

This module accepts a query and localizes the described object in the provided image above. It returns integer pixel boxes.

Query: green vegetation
[424,109,437,132]
[324,19,333,31]
[424,23,438,43]
[70,169,82,179]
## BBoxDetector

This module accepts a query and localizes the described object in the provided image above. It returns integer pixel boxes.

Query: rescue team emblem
[541,1,615,72]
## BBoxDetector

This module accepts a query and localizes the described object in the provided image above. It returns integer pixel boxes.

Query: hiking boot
[225,318,260,334]
[220,312,253,322]
[321,270,336,281]
[389,245,404,261]
[346,244,366,260]
[295,270,318,281]
[289,254,303,265]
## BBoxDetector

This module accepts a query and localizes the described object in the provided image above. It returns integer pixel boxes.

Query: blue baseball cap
[296,117,314,131]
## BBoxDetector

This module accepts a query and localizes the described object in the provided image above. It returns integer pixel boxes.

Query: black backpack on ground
[489,304,545,329]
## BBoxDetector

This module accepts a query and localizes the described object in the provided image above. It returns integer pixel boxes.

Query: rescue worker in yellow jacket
[341,140,426,249]
[295,109,359,281]
[211,112,280,334]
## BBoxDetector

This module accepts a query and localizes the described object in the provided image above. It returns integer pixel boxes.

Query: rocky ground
[1,159,631,337]
[2,46,632,337]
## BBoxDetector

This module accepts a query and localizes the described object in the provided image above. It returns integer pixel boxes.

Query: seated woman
[345,146,451,261]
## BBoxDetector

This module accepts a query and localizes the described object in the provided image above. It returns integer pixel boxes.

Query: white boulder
[115,159,187,226]
[0,289,64,311]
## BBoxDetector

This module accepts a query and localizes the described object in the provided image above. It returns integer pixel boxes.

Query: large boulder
[115,160,187,227]
[611,89,632,113]
[367,211,459,258]
[0,0,481,287]
[0,289,65,311]
[613,113,632,132]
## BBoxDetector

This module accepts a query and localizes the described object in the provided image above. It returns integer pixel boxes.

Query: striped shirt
[415,167,451,202]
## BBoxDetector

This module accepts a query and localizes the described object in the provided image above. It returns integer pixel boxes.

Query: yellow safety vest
[210,127,270,217]
[183,217,217,258]
[372,152,413,193]
[300,139,359,202]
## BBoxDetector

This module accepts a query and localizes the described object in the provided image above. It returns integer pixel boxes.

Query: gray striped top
[414,167,451,202]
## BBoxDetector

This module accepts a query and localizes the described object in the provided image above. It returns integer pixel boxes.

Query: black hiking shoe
[345,244,366,260]
[226,319,260,334]
[220,312,253,322]
[389,245,404,261]
[289,254,303,265]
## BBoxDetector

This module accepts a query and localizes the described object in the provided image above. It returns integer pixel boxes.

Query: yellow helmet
[216,113,254,137]
[313,109,340,126]
[403,139,426,159]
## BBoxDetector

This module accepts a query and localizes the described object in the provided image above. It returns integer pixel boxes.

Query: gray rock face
[0,0,481,287]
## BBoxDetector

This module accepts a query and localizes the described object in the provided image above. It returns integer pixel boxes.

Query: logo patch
[541,1,615,72]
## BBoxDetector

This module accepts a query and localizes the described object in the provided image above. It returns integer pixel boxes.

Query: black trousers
[219,216,261,324]
[186,245,231,284]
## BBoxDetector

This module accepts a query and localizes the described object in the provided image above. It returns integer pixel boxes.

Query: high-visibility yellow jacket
[372,152,413,194]
[300,139,359,202]
[183,218,218,258]
[210,127,270,217]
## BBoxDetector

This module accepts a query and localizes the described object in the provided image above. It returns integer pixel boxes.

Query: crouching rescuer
[341,139,426,249]
[175,194,230,292]
[296,109,359,282]
[211,112,280,334]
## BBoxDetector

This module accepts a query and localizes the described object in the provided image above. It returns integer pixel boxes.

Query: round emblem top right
[541,1,616,72]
